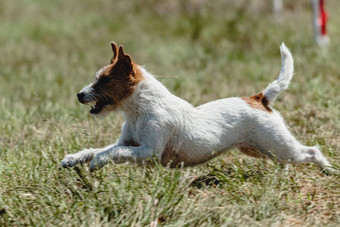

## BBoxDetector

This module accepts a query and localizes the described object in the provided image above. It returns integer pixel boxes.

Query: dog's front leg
[61,122,134,168]
[61,143,119,168]
[89,145,156,172]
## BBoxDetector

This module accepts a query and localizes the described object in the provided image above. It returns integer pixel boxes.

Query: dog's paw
[61,154,78,168]
[321,166,338,176]
[89,153,109,172]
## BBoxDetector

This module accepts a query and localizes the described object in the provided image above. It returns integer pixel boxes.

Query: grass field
[0,0,339,226]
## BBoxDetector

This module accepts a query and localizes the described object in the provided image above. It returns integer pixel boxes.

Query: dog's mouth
[87,99,113,114]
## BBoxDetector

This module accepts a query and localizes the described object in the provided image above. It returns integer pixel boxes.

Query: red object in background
[319,0,328,36]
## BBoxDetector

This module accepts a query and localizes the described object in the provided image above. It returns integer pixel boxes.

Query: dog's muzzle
[77,91,114,115]
[77,92,87,104]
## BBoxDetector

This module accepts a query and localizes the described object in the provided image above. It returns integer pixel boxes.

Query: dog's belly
[160,145,188,168]
[160,141,233,168]
[160,145,200,168]
[160,143,201,168]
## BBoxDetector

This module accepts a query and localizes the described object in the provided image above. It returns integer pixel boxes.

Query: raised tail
[263,43,294,105]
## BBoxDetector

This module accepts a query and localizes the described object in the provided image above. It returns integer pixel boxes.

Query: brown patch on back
[92,44,144,108]
[241,93,272,112]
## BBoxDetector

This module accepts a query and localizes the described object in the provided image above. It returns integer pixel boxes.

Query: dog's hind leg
[294,145,331,168]
[248,120,332,170]
[241,140,332,172]
[277,144,332,172]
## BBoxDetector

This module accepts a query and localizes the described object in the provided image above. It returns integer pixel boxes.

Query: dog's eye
[99,76,111,84]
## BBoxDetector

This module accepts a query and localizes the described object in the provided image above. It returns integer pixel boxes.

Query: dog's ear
[110,42,118,64]
[117,45,132,67]
[108,45,133,77]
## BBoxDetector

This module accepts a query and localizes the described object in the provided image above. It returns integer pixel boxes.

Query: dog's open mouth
[88,100,113,114]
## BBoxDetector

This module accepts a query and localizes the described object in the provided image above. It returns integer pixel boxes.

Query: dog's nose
[77,92,85,103]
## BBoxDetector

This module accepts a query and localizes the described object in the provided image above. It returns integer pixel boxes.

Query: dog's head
[77,42,143,117]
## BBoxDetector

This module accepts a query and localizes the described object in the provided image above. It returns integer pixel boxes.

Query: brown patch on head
[241,93,272,112]
[90,43,143,113]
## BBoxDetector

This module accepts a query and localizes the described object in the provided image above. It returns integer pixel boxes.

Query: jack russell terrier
[61,42,331,172]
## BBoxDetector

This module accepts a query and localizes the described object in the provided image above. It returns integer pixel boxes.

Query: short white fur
[61,43,331,172]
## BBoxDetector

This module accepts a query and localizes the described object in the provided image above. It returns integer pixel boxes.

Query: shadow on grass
[190,167,265,189]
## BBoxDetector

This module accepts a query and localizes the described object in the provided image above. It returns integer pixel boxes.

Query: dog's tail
[263,43,294,105]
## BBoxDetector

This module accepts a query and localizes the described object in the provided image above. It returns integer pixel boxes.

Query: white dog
[61,42,331,172]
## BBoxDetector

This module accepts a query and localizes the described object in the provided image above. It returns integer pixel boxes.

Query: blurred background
[1,0,339,144]
[0,0,339,225]
[1,0,339,106]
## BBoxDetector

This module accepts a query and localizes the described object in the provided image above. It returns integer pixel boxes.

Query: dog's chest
[126,120,148,145]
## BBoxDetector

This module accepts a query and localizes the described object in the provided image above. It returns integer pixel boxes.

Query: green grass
[0,0,339,226]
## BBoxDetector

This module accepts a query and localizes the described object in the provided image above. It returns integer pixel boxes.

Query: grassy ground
[0,0,339,226]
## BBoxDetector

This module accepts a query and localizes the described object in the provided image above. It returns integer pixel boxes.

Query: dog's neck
[119,66,175,122]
